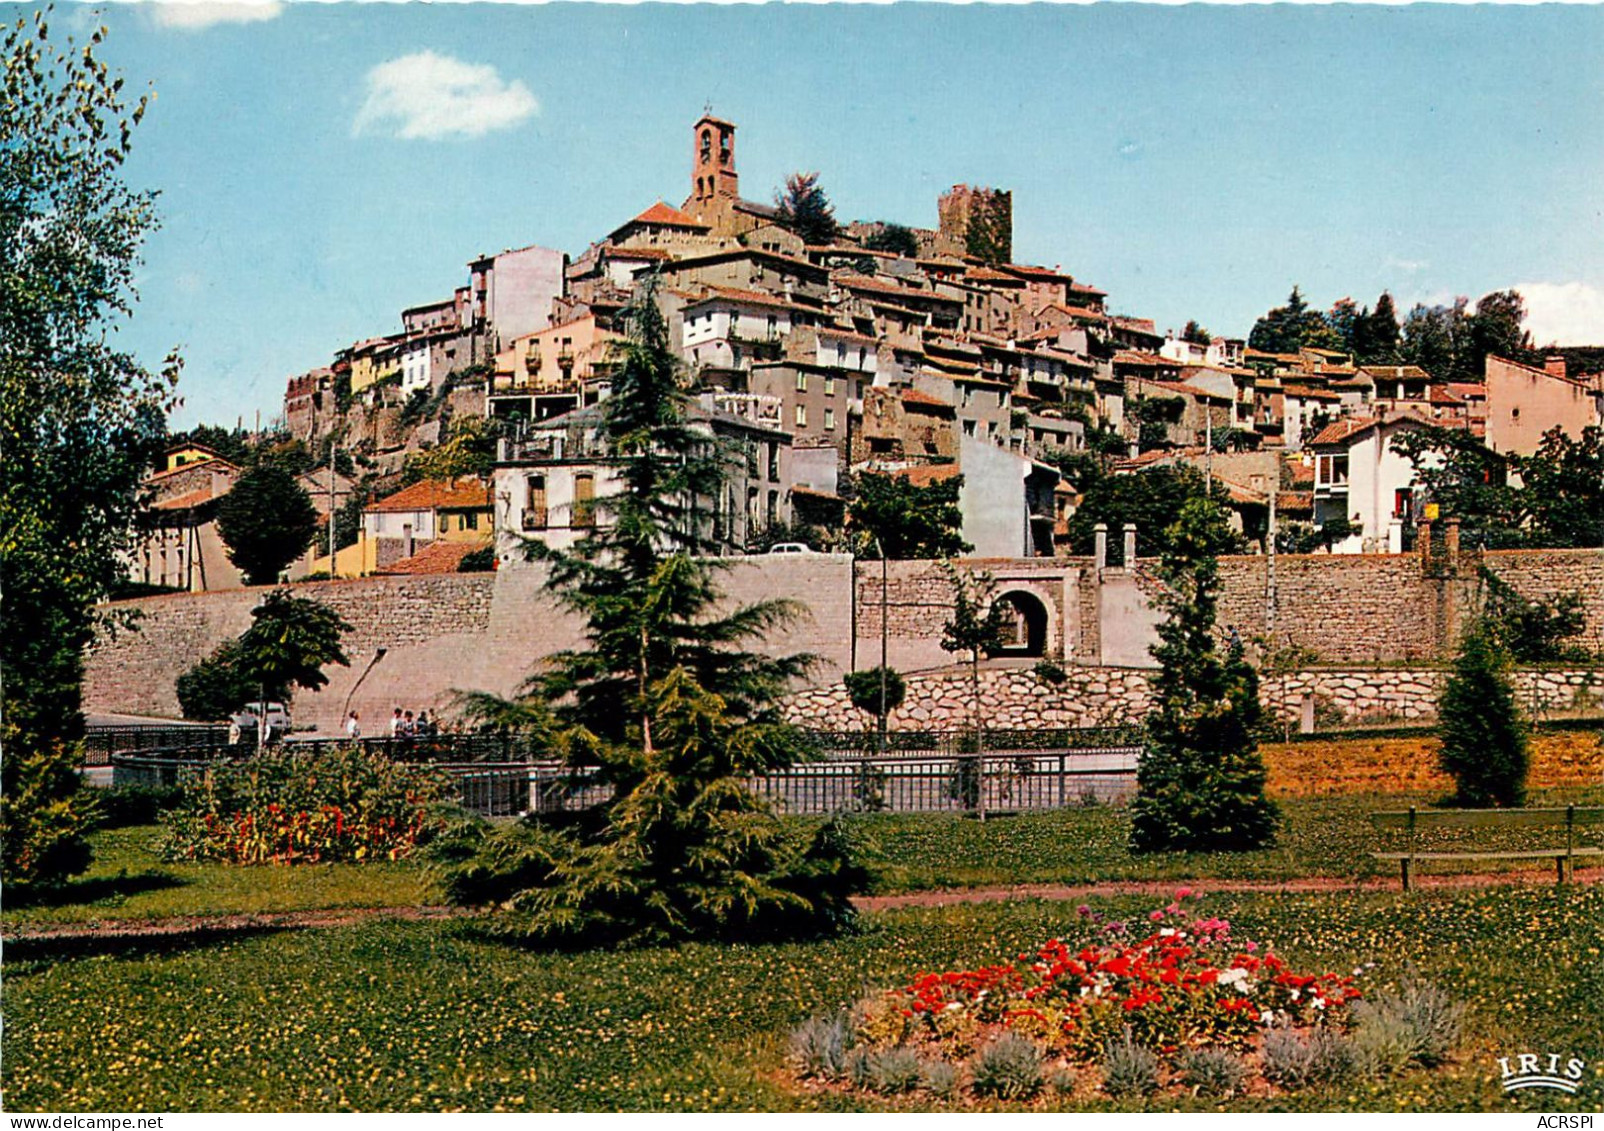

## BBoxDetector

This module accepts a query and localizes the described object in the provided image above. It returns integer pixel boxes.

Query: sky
[18,1,1604,428]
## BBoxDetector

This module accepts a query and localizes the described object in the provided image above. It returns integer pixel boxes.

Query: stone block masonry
[82,545,1604,734]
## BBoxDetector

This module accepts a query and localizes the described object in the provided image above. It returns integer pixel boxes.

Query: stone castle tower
[938,184,1013,264]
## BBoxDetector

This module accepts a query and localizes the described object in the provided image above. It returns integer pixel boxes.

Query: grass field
[3,732,1600,1111]
[8,786,1600,927]
[4,887,1601,1112]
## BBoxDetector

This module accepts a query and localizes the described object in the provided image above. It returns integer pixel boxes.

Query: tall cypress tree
[1437,619,1528,808]
[1130,498,1278,853]
[442,280,864,945]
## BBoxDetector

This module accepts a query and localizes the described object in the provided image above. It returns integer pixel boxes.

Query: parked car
[768,542,813,555]
[229,701,291,743]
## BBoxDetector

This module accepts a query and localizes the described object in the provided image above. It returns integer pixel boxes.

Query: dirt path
[6,866,1598,944]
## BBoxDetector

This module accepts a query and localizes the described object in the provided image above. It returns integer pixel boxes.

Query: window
[963,419,977,437]
[465,511,479,531]
[700,130,712,163]
[1316,453,1350,487]
[824,408,836,431]
[794,404,807,428]
[767,441,779,481]
[767,489,779,526]
[824,376,836,397]
[1394,488,1414,519]
[720,133,731,164]
[795,371,808,392]
[767,315,777,335]
[572,473,596,528]
[524,475,548,529]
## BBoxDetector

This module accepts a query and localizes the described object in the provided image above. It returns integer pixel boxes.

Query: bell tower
[691,113,739,205]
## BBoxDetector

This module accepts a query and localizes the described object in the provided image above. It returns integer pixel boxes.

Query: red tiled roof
[684,285,813,313]
[893,463,962,486]
[380,538,493,575]
[605,245,674,260]
[1069,280,1107,296]
[1113,349,1165,367]
[366,478,492,514]
[1004,263,1073,282]
[152,487,218,512]
[1277,490,1315,513]
[147,457,238,483]
[1306,411,1443,448]
[900,388,954,409]
[619,201,709,231]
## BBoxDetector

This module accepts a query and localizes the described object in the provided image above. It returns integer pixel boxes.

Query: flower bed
[792,891,1461,1103]
[160,747,451,865]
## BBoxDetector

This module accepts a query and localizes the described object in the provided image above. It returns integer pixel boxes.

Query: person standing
[346,711,362,740]
[390,708,404,738]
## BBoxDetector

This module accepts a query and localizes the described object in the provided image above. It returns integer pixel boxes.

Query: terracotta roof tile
[893,463,962,486]
[900,388,954,409]
[367,478,492,514]
[380,538,493,575]
[619,201,710,231]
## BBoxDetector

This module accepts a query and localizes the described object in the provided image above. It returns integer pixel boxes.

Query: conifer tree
[1437,619,1528,808]
[775,172,839,246]
[1129,498,1278,853]
[441,280,864,945]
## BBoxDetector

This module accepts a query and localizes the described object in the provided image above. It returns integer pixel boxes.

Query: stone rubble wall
[781,664,1604,733]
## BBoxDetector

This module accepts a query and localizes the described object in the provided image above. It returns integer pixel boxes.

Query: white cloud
[1515,281,1604,347]
[353,51,537,141]
[152,2,284,31]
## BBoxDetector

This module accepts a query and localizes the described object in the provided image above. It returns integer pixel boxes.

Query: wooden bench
[1370,805,1604,891]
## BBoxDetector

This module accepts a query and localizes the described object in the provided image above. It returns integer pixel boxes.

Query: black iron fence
[82,725,232,766]
[112,746,1141,818]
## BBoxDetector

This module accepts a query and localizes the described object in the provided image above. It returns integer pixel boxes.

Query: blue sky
[22,1,1604,428]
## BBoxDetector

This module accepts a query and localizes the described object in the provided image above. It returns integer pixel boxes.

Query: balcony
[521,508,548,531]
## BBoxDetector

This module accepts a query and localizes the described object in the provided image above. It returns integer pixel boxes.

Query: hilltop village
[133,114,1604,591]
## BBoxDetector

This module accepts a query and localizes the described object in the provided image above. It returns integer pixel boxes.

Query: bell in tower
[692,112,739,204]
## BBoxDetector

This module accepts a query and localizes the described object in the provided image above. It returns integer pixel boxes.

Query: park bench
[1370,805,1604,891]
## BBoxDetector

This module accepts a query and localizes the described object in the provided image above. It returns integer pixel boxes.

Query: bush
[1032,659,1068,685]
[969,1032,1044,1101]
[1046,1066,1078,1095]
[0,737,94,888]
[1438,619,1529,807]
[161,747,452,865]
[1262,1024,1358,1090]
[789,1013,855,1081]
[94,783,185,829]
[1351,973,1466,1076]
[1177,1047,1248,1097]
[457,545,496,573]
[844,667,906,718]
[176,639,258,721]
[1101,1028,1160,1099]
[918,1058,960,1099]
[864,1047,923,1094]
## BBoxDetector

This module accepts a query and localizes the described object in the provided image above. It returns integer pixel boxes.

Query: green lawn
[8,789,1603,927]
[0,826,437,927]
[4,887,1601,1111]
[852,786,1604,893]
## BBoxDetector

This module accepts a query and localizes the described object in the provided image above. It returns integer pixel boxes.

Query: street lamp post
[342,647,389,738]
[875,537,888,756]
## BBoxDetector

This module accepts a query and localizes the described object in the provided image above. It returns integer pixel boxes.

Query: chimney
[1544,355,1567,380]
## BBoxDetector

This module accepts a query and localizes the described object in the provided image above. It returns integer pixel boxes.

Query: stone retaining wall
[781,664,1604,733]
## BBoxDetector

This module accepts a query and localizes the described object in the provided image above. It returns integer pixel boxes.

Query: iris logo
[1499,1053,1586,1094]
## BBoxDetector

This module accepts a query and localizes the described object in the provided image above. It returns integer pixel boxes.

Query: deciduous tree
[216,464,320,584]
[1,12,176,886]
[849,472,971,559]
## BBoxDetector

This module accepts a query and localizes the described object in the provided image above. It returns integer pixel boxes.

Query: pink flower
[1149,910,1165,922]
[1175,887,1193,899]
[1245,941,1258,952]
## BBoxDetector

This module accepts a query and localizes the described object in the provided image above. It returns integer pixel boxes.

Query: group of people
[342,709,442,740]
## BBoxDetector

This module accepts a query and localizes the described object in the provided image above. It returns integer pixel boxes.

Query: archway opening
[993,590,1049,658]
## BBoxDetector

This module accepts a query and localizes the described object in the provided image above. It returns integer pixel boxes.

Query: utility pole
[876,536,889,757]
[1205,404,1213,493]
[1266,476,1278,638]
[327,433,338,572]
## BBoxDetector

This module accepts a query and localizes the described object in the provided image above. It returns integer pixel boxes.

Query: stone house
[493,402,794,558]
[125,448,244,592]
[363,478,494,568]
[1307,413,1440,553]
[488,313,619,423]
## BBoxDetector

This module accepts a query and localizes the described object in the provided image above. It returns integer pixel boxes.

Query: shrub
[1178,1047,1248,1097]
[845,1047,874,1090]
[176,639,258,722]
[970,1032,1044,1101]
[457,545,496,573]
[0,738,94,888]
[1101,1028,1160,1098]
[161,746,451,865]
[1033,659,1068,685]
[918,1058,960,1099]
[1046,1066,1078,1095]
[1438,619,1529,807]
[844,667,906,718]
[864,1047,923,1094]
[789,1013,854,1081]
[1352,973,1466,1075]
[1262,1024,1358,1090]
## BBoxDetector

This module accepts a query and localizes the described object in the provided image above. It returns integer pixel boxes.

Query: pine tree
[774,172,839,247]
[1437,619,1528,808]
[1129,498,1278,853]
[441,280,864,946]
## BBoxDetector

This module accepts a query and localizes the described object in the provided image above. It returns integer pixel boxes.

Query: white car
[768,542,813,555]
[230,701,292,738]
